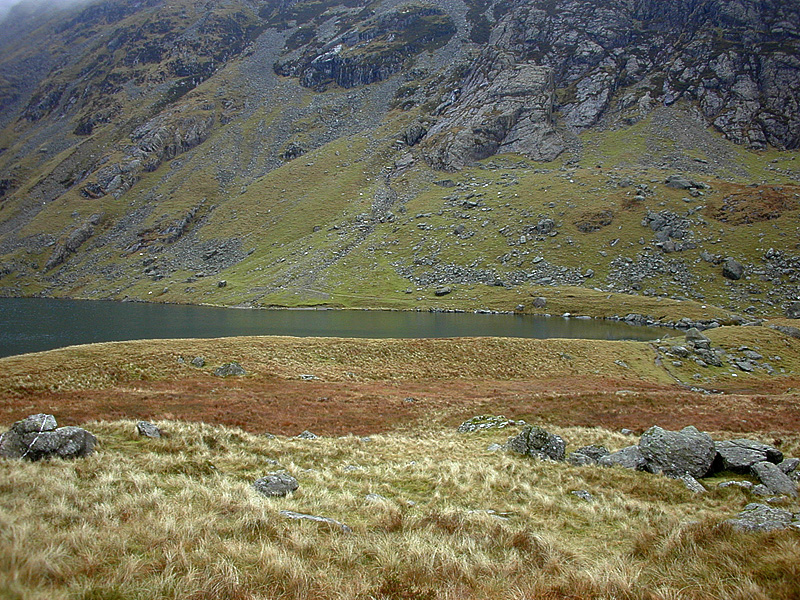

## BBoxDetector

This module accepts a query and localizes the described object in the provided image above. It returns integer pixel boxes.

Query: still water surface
[0,297,660,358]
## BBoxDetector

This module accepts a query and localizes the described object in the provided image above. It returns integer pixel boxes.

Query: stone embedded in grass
[724,503,799,532]
[598,445,649,471]
[295,430,319,440]
[751,461,798,498]
[280,510,351,533]
[639,425,716,478]
[678,474,707,494]
[0,414,96,461]
[457,415,524,433]
[190,356,205,368]
[567,445,610,466]
[504,426,565,461]
[214,362,246,377]
[434,286,452,296]
[136,421,161,439]
[253,472,299,498]
[571,490,594,502]
[712,439,783,473]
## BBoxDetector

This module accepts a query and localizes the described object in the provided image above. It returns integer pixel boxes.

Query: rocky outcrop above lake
[422,53,563,171]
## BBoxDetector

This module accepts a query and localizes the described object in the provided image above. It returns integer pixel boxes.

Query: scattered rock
[136,421,161,439]
[722,257,744,281]
[751,461,798,497]
[598,445,649,471]
[718,480,754,490]
[713,439,783,473]
[280,510,352,533]
[567,445,610,466]
[190,356,205,368]
[0,414,96,460]
[679,474,707,494]
[296,430,319,440]
[639,425,716,478]
[253,472,299,498]
[457,415,524,433]
[505,426,565,461]
[214,362,246,377]
[571,490,594,502]
[434,286,452,296]
[724,503,798,532]
[532,297,547,308]
[786,301,800,319]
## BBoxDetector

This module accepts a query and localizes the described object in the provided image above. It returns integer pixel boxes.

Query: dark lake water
[0,297,661,358]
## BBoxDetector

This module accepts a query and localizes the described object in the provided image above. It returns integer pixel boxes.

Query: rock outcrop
[275,5,455,91]
[713,439,784,473]
[639,425,716,478]
[422,53,563,171]
[724,503,800,532]
[0,414,96,460]
[505,426,566,461]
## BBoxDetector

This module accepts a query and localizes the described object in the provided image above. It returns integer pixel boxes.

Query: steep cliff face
[415,0,800,169]
[274,4,456,90]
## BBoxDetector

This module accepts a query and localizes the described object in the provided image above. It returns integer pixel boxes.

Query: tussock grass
[1,420,799,599]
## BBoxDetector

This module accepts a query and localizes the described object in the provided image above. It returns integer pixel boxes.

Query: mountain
[0,0,798,317]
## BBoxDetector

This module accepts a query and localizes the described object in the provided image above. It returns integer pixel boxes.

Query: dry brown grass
[1,421,798,600]
[1,331,799,598]
[1,331,799,436]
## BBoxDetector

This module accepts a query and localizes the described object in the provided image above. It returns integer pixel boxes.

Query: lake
[0,297,661,358]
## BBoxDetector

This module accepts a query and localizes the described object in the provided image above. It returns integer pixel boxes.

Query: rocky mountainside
[0,0,798,316]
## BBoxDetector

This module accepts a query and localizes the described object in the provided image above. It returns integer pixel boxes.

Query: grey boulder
[598,445,649,471]
[253,472,299,497]
[724,503,798,532]
[0,415,96,461]
[136,421,161,439]
[214,362,246,377]
[751,461,798,497]
[713,439,783,473]
[722,257,744,281]
[505,426,565,461]
[639,425,716,478]
[567,445,610,466]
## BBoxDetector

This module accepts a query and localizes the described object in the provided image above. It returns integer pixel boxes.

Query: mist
[0,0,93,24]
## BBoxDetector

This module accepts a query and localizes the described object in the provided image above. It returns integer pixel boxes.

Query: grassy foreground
[1,420,799,600]
[1,329,800,599]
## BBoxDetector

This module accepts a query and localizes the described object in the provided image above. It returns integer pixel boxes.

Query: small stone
[214,362,246,377]
[679,474,707,494]
[253,472,299,497]
[718,480,754,490]
[434,286,452,296]
[136,421,161,438]
[190,356,205,367]
[280,510,351,533]
[296,430,318,440]
[571,490,594,502]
